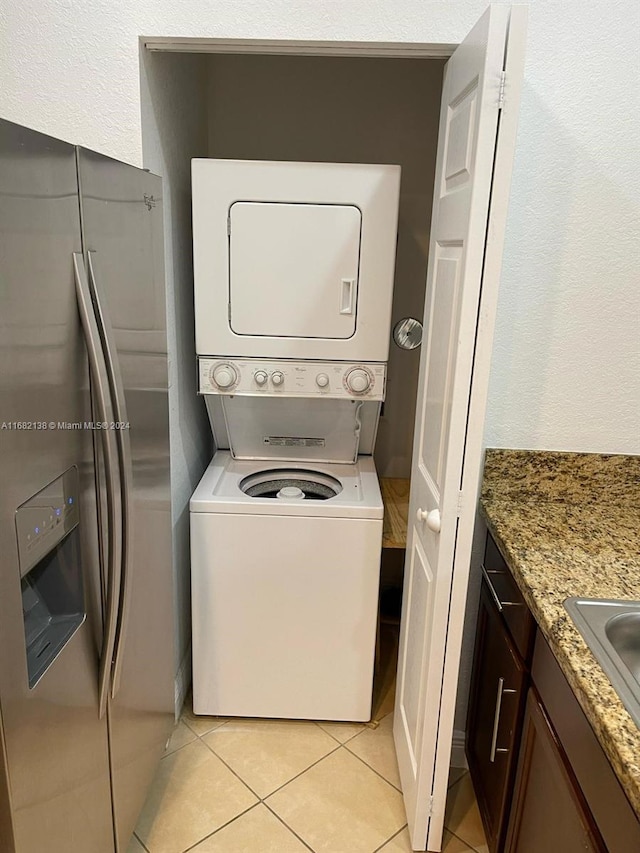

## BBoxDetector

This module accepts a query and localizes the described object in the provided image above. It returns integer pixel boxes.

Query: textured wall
[2,0,636,452]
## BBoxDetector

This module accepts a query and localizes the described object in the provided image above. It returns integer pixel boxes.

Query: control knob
[345,368,372,394]
[316,373,329,388]
[211,363,237,389]
[254,370,268,386]
[271,371,285,386]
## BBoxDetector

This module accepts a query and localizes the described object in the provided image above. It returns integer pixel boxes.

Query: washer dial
[211,362,237,389]
[316,373,329,388]
[271,371,285,386]
[345,367,373,394]
[254,370,268,386]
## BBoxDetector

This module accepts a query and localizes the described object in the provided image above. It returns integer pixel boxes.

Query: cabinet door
[504,689,606,853]
[467,579,527,852]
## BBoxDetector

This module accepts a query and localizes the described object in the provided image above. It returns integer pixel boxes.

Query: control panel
[15,467,80,578]
[199,358,386,400]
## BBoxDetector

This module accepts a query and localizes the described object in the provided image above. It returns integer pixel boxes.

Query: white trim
[174,645,192,719]
[449,729,468,769]
[141,36,457,59]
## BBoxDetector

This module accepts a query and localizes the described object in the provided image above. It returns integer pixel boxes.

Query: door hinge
[228,302,231,322]
[456,491,464,516]
[428,795,434,817]
[227,213,231,236]
[498,71,506,109]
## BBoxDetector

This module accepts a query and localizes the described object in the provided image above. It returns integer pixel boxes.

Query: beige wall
[205,53,445,477]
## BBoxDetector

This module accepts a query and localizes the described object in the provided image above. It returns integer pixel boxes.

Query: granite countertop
[479,449,640,818]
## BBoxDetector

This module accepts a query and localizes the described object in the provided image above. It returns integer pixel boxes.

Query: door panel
[420,245,464,486]
[393,7,527,850]
[0,120,114,852]
[397,538,434,764]
[77,149,174,851]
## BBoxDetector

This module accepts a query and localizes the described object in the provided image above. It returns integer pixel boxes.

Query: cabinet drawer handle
[481,564,522,612]
[490,678,517,762]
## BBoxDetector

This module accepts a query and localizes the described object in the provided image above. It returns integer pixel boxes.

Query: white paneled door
[393,6,527,851]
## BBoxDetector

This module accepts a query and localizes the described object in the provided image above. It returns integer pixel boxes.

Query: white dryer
[192,159,401,362]
[190,452,383,721]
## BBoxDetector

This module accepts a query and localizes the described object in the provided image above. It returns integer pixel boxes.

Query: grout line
[180,802,263,853]
[133,832,151,852]
[262,740,347,800]
[197,736,264,800]
[314,720,366,746]
[181,717,229,738]
[342,744,403,793]
[447,768,469,790]
[260,741,344,800]
[262,801,317,852]
[443,775,488,853]
[449,828,480,852]
[371,823,408,852]
[198,728,343,801]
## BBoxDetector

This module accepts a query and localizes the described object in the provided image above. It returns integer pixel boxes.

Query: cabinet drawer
[483,535,535,661]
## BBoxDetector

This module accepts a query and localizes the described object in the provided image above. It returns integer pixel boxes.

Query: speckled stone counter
[480,449,640,818]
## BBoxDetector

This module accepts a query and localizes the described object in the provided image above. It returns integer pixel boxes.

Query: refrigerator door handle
[72,253,122,719]
[86,251,134,700]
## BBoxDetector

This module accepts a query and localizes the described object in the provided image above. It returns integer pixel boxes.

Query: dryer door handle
[340,278,355,315]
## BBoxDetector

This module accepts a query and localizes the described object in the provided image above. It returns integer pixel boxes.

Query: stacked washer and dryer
[190,159,401,722]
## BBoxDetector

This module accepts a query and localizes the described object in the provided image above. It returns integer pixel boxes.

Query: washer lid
[229,202,361,340]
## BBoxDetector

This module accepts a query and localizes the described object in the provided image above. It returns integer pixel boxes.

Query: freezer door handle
[86,251,134,700]
[73,253,122,719]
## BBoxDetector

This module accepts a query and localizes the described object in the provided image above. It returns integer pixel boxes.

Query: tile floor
[129,699,488,853]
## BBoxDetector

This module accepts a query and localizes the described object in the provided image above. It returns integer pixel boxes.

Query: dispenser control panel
[198,357,386,401]
[15,467,80,578]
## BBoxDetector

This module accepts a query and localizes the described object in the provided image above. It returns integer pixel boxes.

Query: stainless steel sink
[564,598,640,728]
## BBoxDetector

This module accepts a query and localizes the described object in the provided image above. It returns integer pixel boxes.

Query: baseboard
[449,728,468,769]
[174,645,192,719]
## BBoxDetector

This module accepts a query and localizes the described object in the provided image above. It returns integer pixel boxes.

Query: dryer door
[229,202,361,339]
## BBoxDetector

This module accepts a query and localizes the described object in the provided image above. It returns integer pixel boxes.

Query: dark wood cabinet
[466,534,535,852]
[466,579,528,852]
[504,688,605,853]
[468,532,640,853]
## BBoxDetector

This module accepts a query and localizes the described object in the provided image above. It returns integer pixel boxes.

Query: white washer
[190,452,383,721]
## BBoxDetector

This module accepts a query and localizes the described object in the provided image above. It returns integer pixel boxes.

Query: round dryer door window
[239,469,342,500]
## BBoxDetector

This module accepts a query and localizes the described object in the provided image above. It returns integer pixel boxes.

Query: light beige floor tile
[441,831,477,853]
[126,835,147,853]
[346,712,401,790]
[444,774,488,853]
[267,747,406,853]
[190,804,309,852]
[181,696,228,737]
[163,720,197,756]
[134,739,258,853]
[203,718,338,797]
[316,720,366,743]
[448,766,468,789]
[377,826,474,852]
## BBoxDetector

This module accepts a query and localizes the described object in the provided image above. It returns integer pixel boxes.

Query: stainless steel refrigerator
[0,119,174,852]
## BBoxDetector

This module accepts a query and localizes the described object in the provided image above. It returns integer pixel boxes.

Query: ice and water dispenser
[15,467,85,688]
